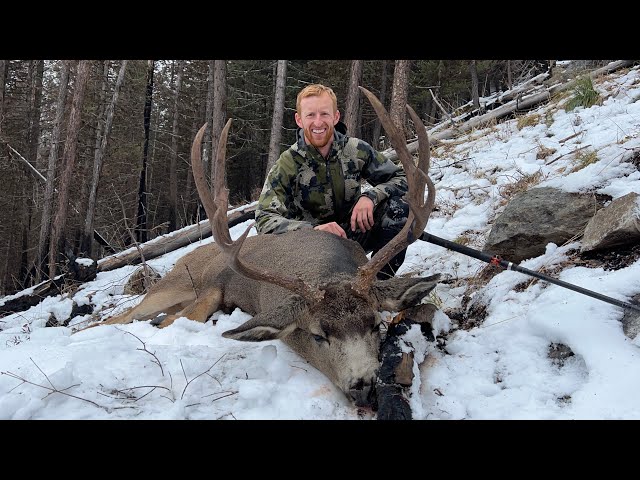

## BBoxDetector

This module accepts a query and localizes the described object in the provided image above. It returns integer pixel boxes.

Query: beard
[304,123,334,149]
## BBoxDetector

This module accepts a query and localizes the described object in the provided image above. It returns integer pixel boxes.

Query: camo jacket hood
[255,126,407,234]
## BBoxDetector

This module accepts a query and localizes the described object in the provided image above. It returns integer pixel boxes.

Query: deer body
[104,228,439,405]
[97,87,440,408]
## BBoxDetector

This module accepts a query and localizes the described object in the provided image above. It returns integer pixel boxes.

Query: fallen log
[0,257,97,316]
[0,276,68,315]
[97,204,257,272]
[384,60,636,163]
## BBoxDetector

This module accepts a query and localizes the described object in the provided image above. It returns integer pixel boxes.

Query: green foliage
[565,76,600,111]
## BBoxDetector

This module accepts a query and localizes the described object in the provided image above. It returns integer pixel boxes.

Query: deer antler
[352,86,436,296]
[191,121,325,304]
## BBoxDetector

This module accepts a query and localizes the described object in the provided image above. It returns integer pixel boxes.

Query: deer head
[190,87,438,407]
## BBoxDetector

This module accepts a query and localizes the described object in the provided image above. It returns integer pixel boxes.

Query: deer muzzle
[348,377,377,408]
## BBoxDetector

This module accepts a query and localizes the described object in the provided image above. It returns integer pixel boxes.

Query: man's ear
[334,109,340,124]
[295,112,303,129]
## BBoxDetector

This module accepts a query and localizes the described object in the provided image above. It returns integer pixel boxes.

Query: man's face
[295,93,340,150]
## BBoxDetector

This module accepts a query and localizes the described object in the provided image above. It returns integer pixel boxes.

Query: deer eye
[312,334,328,344]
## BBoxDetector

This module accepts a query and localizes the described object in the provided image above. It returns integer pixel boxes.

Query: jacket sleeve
[255,155,315,234]
[358,141,408,207]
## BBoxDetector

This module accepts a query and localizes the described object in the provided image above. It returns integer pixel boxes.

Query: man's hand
[350,196,374,233]
[314,222,347,238]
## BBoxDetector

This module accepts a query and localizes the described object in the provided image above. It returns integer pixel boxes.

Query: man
[255,84,410,280]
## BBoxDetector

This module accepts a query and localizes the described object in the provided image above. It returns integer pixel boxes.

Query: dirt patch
[575,243,640,271]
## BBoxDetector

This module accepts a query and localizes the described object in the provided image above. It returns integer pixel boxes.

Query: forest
[0,59,553,296]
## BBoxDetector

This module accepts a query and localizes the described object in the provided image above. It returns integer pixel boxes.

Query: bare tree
[82,60,128,256]
[265,60,287,174]
[0,60,7,136]
[470,60,480,110]
[80,61,109,255]
[48,60,91,278]
[429,60,445,123]
[389,60,411,139]
[209,60,227,184]
[22,60,44,285]
[169,60,184,231]
[371,60,389,148]
[343,60,363,136]
[136,60,155,244]
[36,61,70,281]
[203,61,215,186]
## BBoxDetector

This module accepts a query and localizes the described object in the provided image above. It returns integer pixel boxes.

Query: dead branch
[546,144,592,165]
[180,353,227,400]
[116,327,164,376]
[1,357,106,410]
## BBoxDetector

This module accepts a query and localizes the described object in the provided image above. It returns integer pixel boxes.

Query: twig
[97,385,173,402]
[558,131,581,143]
[216,411,236,420]
[185,265,198,300]
[180,353,227,400]
[546,144,592,165]
[429,89,455,126]
[1,359,105,410]
[116,327,164,376]
[207,391,238,403]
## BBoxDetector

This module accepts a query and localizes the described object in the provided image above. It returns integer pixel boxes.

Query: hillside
[1,61,639,419]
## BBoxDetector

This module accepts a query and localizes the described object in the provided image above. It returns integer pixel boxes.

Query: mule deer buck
[96,87,438,407]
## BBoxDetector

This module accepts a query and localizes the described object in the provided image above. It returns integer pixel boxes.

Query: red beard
[304,123,334,149]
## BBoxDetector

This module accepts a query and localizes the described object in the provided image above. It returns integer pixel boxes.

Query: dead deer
[97,87,438,407]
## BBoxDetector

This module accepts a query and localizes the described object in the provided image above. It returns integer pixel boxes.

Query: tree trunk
[136,60,155,244]
[209,60,227,184]
[202,61,215,197]
[169,60,184,232]
[82,60,128,257]
[431,60,444,123]
[80,61,109,255]
[470,60,480,110]
[506,60,513,90]
[371,60,389,148]
[36,61,70,281]
[389,60,411,140]
[0,60,7,136]
[265,60,287,174]
[185,99,204,226]
[23,60,44,286]
[48,60,91,279]
[343,60,363,137]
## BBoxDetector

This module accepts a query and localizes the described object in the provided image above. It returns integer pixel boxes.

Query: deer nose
[348,378,377,407]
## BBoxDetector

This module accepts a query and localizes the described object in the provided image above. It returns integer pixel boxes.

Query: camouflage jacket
[255,127,407,234]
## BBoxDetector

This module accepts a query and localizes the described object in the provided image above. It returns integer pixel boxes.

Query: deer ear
[221,296,307,342]
[371,274,441,312]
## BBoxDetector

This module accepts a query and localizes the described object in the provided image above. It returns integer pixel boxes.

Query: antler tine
[191,120,324,304]
[406,104,436,234]
[353,87,436,295]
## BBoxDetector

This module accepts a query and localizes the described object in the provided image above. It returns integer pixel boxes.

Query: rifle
[419,232,640,314]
